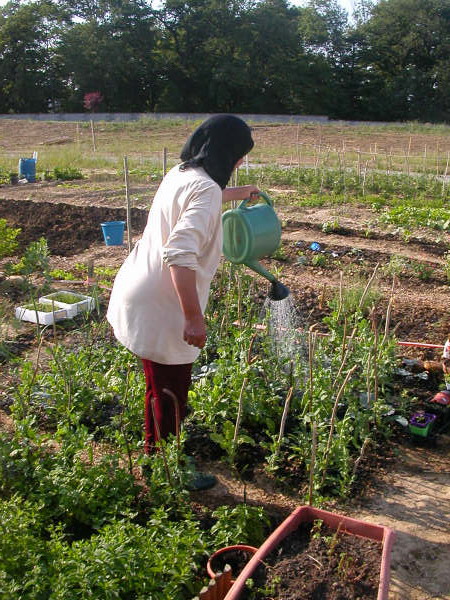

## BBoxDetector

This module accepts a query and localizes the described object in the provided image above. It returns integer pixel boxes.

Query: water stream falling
[263,294,303,361]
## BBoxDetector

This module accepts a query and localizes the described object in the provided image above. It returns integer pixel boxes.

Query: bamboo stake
[352,437,371,477]
[308,326,318,413]
[123,156,132,253]
[442,151,449,197]
[278,386,294,444]
[320,365,358,488]
[383,295,394,345]
[337,271,344,321]
[90,119,97,151]
[162,147,168,177]
[371,310,379,404]
[358,263,380,310]
[308,422,317,506]
[233,377,248,446]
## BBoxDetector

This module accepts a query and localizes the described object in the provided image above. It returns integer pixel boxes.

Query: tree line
[1,0,449,122]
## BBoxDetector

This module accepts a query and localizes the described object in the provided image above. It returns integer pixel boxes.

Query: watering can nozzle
[268,280,290,301]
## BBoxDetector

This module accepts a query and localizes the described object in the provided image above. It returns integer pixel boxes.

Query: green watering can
[222,191,290,301]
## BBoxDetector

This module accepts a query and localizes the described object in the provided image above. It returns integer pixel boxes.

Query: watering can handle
[238,191,273,209]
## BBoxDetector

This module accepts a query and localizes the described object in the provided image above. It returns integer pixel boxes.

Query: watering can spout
[244,260,290,302]
[268,280,290,301]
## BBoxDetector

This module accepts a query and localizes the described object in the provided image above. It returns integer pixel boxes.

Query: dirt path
[356,437,450,600]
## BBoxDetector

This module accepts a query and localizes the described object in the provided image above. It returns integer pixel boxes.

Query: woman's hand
[169,265,207,349]
[222,185,260,203]
[183,314,207,349]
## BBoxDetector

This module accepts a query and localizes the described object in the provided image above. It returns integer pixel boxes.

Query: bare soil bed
[1,119,449,599]
[243,522,382,600]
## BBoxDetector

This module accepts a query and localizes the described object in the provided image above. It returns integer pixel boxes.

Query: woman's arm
[222,185,260,204]
[169,265,206,349]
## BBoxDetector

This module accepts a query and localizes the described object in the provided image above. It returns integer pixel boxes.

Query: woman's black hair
[179,114,254,189]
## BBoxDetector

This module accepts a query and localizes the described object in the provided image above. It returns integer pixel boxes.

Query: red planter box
[223,506,396,600]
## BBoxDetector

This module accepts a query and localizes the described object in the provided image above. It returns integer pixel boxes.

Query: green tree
[0,0,68,112]
[356,0,450,121]
[58,0,160,111]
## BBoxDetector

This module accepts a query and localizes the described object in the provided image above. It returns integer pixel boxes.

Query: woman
[107,115,258,472]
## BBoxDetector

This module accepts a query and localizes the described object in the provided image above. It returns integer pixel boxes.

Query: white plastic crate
[15,305,68,325]
[38,290,95,318]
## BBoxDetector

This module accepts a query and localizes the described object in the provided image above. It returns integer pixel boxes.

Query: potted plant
[222,506,395,600]
[408,411,437,438]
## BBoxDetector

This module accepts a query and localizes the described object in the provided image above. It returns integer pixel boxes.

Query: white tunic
[107,165,223,364]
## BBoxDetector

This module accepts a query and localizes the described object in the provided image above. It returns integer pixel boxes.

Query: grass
[2,117,450,176]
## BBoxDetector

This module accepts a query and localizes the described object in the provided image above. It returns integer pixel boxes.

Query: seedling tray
[15,305,68,325]
[39,290,95,318]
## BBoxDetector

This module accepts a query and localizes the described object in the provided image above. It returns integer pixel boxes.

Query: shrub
[0,219,20,259]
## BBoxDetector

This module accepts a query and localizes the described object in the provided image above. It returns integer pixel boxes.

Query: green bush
[6,237,50,277]
[0,219,20,259]
[53,167,83,181]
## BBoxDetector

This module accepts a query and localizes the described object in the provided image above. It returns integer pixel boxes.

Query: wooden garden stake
[162,147,168,177]
[233,377,248,446]
[383,277,396,344]
[278,386,293,444]
[442,151,449,197]
[321,365,358,488]
[371,310,379,404]
[358,263,379,310]
[352,437,371,477]
[308,422,317,506]
[123,156,132,253]
[90,119,97,151]
[308,325,318,413]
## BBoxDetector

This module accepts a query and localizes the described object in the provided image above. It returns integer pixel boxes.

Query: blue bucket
[101,221,125,246]
[18,158,36,182]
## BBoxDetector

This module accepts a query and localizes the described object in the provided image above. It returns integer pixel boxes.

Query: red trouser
[142,359,192,454]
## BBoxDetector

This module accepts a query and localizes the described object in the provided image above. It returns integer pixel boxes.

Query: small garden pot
[223,506,395,600]
[207,545,258,581]
[408,411,437,437]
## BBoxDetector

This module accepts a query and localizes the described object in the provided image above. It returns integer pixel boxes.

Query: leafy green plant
[322,218,342,233]
[43,291,85,304]
[210,504,270,548]
[0,219,21,259]
[410,261,433,281]
[311,253,327,267]
[22,301,60,312]
[444,251,450,282]
[53,166,83,181]
[49,268,78,281]
[379,205,450,231]
[270,245,288,261]
[381,255,409,278]
[6,237,50,278]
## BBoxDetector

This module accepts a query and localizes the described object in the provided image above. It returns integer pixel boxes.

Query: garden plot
[0,119,449,600]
